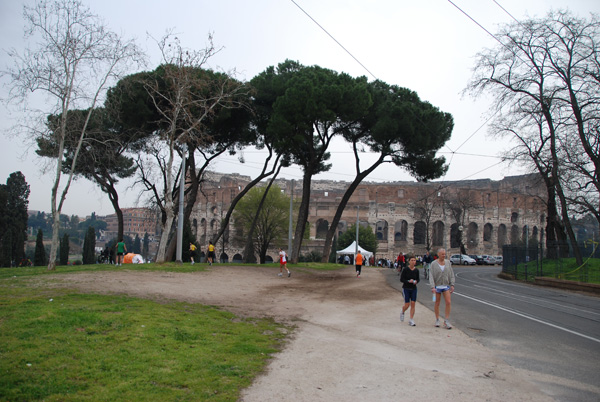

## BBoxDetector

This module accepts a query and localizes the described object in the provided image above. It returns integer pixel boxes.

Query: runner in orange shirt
[355,251,364,278]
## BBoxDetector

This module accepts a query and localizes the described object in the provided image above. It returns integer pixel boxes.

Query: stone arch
[532,226,539,242]
[394,221,402,241]
[337,221,347,238]
[220,252,228,263]
[223,225,229,243]
[316,219,329,239]
[233,253,243,263]
[450,223,461,248]
[192,218,198,238]
[377,220,389,241]
[413,221,426,245]
[210,219,219,234]
[200,218,207,245]
[432,221,444,247]
[483,223,493,242]
[511,212,519,223]
[511,225,520,244]
[467,222,478,247]
[393,220,407,242]
[498,224,507,248]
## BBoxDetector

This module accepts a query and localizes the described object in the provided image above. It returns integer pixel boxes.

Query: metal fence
[501,242,599,283]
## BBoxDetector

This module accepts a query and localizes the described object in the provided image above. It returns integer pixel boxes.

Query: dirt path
[50,265,556,401]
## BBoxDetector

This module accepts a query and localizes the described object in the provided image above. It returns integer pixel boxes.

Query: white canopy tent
[336,241,373,260]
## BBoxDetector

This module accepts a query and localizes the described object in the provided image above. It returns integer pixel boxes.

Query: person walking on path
[422,251,433,279]
[115,239,126,266]
[207,242,216,266]
[429,248,455,329]
[400,254,420,326]
[279,248,291,277]
[355,251,364,278]
[189,243,197,265]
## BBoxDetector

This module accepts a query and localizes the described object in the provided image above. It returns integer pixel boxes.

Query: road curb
[533,276,600,296]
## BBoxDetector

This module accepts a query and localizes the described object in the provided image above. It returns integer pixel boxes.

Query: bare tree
[3,0,144,270]
[465,10,599,264]
[441,189,482,255]
[138,33,248,263]
[413,186,443,252]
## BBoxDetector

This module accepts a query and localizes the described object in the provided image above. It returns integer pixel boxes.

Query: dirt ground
[49,265,556,402]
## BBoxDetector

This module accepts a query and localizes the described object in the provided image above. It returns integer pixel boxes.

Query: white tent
[336,241,373,260]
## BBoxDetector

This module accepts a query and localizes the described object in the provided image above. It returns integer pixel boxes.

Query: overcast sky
[1,0,598,217]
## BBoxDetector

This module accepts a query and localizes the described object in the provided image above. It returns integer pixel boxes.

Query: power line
[446,0,506,48]
[447,0,531,67]
[492,0,521,25]
[287,0,523,187]
[289,0,378,80]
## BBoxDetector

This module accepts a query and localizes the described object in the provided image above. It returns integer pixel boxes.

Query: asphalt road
[384,264,600,402]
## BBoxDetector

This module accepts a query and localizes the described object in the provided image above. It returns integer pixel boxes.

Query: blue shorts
[403,288,417,303]
[435,285,451,293]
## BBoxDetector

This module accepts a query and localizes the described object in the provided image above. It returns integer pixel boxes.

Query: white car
[449,254,476,265]
[481,255,496,265]
[495,255,503,265]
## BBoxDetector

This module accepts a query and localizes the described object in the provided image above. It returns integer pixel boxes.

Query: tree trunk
[320,159,382,262]
[545,181,560,259]
[100,176,124,241]
[156,206,174,263]
[555,178,583,264]
[291,171,312,264]
[210,154,281,246]
[241,165,282,263]
[47,213,59,271]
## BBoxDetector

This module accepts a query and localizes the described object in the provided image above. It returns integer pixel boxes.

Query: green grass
[0,265,293,401]
[508,257,600,284]
[0,260,349,283]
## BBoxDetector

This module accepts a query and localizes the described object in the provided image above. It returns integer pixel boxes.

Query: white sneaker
[400,312,405,322]
[278,273,283,277]
[409,319,416,326]
[435,318,440,327]
[444,320,452,329]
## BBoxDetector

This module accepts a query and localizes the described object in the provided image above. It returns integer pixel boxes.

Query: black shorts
[208,251,215,259]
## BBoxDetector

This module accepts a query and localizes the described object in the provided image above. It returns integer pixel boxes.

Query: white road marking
[456,271,600,317]
[454,291,600,344]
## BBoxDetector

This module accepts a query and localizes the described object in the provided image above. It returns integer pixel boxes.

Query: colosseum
[190,172,547,262]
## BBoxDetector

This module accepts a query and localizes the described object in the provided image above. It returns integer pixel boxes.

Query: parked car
[495,255,503,265]
[450,254,476,265]
[481,255,496,265]
[469,255,485,265]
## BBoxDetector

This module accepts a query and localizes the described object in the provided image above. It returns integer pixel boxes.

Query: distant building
[102,207,160,241]
[189,172,547,262]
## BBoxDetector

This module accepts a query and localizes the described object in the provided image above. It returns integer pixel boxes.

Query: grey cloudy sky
[1,0,598,216]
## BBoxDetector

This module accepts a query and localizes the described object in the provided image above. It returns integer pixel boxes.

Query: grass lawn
[0,263,297,401]
[507,257,600,284]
